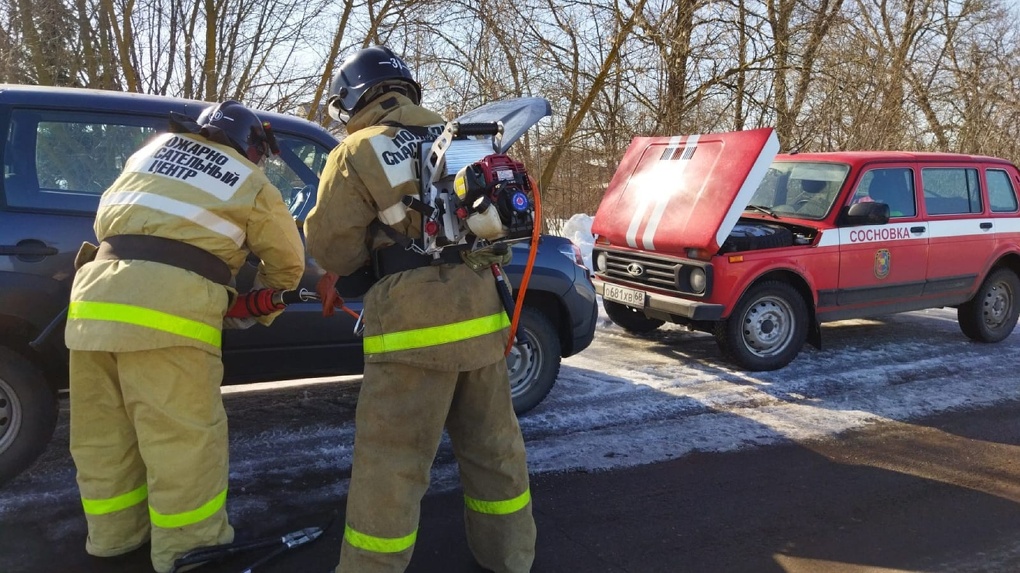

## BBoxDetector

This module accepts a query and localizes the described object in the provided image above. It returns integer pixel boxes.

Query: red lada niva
[591,128,1020,370]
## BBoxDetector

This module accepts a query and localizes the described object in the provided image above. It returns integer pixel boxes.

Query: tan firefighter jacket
[65,132,305,356]
[305,93,509,371]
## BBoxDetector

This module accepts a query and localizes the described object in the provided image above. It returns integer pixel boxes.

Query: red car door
[921,163,994,295]
[837,165,929,307]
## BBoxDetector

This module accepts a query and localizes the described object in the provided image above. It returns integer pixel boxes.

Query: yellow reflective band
[464,488,532,515]
[81,483,148,516]
[344,524,417,554]
[363,312,510,354]
[150,489,227,529]
[69,301,221,347]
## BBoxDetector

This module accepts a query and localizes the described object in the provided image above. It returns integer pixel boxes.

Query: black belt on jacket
[95,234,232,286]
[372,243,469,278]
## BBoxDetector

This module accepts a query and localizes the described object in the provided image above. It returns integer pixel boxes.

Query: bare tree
[7,0,1020,209]
[766,0,846,149]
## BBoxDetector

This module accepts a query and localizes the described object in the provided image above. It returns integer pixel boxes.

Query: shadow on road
[3,308,1020,572]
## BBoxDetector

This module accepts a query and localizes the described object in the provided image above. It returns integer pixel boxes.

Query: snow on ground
[2,213,1019,529]
[435,213,1020,489]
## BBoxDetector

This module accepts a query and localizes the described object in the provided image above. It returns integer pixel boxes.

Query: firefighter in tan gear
[64,100,305,573]
[305,46,537,573]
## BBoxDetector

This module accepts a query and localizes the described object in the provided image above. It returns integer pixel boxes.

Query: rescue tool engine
[417,120,536,256]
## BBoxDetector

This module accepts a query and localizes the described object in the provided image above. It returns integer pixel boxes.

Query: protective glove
[222,316,257,330]
[316,272,340,317]
[461,247,513,271]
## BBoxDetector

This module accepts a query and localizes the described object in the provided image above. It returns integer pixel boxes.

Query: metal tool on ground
[168,526,323,573]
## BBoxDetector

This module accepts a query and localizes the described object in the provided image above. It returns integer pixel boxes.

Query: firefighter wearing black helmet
[305,45,536,573]
[64,100,304,573]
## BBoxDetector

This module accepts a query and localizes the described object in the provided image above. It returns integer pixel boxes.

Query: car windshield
[746,161,851,220]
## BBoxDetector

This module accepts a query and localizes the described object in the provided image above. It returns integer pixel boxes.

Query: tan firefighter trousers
[69,347,234,573]
[338,359,536,573]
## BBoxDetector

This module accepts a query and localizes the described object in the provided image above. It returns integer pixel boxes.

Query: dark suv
[0,84,597,484]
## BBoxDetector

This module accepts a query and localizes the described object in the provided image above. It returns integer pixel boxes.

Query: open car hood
[291,97,550,223]
[454,97,551,153]
[592,128,779,253]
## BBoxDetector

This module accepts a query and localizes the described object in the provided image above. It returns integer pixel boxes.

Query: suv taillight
[558,241,588,270]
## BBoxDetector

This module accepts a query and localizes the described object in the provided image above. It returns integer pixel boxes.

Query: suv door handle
[910,226,926,234]
[980,222,993,230]
[0,243,59,257]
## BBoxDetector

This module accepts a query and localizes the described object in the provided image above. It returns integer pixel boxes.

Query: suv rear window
[922,167,982,215]
[2,109,333,216]
[3,109,163,213]
[987,169,1019,213]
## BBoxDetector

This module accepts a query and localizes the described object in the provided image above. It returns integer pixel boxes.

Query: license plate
[603,284,646,307]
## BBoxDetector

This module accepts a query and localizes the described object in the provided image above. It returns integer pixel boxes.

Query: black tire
[603,299,664,334]
[721,223,794,253]
[714,281,808,371]
[958,268,1020,343]
[507,307,561,415]
[0,346,58,485]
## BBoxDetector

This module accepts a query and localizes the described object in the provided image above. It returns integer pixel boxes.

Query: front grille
[599,249,685,293]
[605,254,677,290]
[595,248,712,297]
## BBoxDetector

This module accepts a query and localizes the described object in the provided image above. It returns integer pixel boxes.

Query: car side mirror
[839,202,889,226]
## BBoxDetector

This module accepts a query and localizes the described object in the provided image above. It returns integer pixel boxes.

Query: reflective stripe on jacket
[65,133,304,354]
[306,95,508,370]
[362,311,509,355]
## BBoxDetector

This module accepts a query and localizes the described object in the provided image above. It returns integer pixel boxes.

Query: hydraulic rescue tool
[168,525,324,572]
[226,287,360,320]
[30,286,361,352]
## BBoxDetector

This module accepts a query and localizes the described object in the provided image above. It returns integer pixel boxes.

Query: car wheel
[507,307,561,415]
[715,281,808,371]
[603,299,664,334]
[0,346,58,485]
[958,268,1020,343]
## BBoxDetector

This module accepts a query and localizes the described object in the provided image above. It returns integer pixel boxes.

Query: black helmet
[326,46,422,120]
[197,100,278,164]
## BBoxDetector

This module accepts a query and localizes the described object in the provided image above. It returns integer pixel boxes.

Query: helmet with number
[326,46,422,121]
[197,100,278,165]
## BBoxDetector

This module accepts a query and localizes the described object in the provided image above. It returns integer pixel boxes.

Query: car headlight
[595,251,607,272]
[689,267,706,294]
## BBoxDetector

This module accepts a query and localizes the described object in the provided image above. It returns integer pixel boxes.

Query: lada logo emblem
[626,263,645,277]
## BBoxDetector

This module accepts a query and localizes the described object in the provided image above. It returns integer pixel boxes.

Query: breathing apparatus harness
[372,118,543,355]
[226,116,545,356]
[415,121,535,251]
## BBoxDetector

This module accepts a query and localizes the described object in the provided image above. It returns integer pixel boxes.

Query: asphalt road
[3,395,1020,572]
[3,306,1020,573]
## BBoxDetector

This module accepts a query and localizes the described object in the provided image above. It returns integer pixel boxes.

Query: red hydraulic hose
[504,175,542,357]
